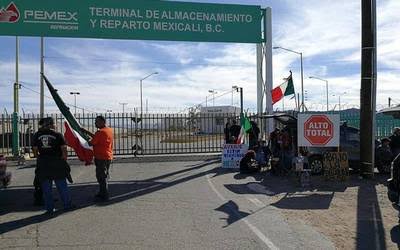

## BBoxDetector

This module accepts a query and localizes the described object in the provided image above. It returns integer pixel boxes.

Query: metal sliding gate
[2,112,400,157]
[0,113,241,157]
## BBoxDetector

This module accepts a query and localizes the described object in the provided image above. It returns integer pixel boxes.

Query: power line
[44,55,252,67]
[19,82,99,113]
[179,88,236,113]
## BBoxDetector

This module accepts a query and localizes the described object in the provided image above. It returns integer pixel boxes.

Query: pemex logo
[0,2,20,23]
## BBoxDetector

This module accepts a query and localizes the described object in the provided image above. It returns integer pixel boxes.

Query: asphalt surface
[0,159,335,249]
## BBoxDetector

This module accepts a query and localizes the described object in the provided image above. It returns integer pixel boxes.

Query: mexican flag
[236,114,252,144]
[271,73,295,105]
[42,74,94,165]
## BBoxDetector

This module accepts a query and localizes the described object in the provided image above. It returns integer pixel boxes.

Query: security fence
[339,113,400,138]
[0,113,241,157]
[1,112,400,157]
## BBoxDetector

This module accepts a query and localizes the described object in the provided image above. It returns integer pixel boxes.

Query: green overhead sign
[0,0,262,43]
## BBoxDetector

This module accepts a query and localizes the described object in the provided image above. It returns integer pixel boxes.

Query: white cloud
[1,0,399,114]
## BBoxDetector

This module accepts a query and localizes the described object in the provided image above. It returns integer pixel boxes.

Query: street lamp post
[140,72,158,119]
[309,76,329,112]
[332,92,346,112]
[70,92,80,115]
[232,86,243,116]
[119,102,128,113]
[232,85,238,106]
[208,89,217,106]
[273,46,304,112]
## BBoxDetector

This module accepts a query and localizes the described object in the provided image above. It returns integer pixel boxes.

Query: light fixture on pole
[273,46,304,112]
[332,92,346,112]
[232,85,238,106]
[233,86,243,116]
[208,89,217,106]
[309,76,329,112]
[70,92,80,115]
[140,72,158,119]
[119,102,128,113]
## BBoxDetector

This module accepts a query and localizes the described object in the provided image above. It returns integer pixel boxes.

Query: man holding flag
[43,74,113,201]
[42,74,94,165]
[82,116,114,202]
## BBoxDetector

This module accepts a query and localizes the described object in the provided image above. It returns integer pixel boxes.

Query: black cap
[42,117,54,127]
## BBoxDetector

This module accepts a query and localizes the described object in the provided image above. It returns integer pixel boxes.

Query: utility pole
[388,97,391,107]
[360,0,377,178]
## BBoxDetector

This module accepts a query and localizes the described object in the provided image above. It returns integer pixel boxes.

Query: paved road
[0,160,334,249]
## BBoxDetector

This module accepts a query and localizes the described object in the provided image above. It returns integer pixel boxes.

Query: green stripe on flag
[241,114,252,133]
[42,74,91,142]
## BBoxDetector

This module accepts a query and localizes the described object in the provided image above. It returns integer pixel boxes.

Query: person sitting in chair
[240,150,260,174]
[254,140,270,168]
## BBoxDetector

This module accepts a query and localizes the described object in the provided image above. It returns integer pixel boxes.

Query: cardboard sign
[323,152,349,181]
[221,144,248,168]
[298,114,340,147]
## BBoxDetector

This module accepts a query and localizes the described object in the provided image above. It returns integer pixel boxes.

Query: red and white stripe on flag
[271,80,289,104]
[64,122,93,165]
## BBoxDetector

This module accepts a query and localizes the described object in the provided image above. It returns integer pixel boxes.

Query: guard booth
[199,106,239,134]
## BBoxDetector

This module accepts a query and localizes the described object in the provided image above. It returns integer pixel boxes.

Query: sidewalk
[251,171,400,249]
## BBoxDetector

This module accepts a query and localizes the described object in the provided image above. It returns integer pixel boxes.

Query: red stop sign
[304,115,334,145]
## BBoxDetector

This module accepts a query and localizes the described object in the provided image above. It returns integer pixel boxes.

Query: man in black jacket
[229,119,241,143]
[33,118,45,206]
[389,127,400,157]
[32,117,73,214]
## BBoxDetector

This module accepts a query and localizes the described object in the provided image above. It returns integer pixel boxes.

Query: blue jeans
[398,196,400,219]
[41,179,71,212]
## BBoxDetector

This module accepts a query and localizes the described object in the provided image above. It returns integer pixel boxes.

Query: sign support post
[257,8,273,139]
[40,37,44,118]
[12,36,20,157]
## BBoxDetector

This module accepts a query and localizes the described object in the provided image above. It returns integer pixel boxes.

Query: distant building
[199,106,240,134]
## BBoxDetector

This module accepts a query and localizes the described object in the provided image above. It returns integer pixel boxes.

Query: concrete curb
[9,153,222,167]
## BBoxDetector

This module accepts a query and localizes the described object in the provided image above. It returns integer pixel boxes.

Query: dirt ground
[261,172,400,249]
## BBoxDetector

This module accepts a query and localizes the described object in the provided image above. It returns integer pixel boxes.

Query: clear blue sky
[0,0,399,114]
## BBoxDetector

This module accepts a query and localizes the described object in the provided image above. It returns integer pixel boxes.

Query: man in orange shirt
[83,115,113,201]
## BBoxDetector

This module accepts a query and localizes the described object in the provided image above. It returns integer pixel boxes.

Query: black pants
[95,159,111,196]
[33,174,43,205]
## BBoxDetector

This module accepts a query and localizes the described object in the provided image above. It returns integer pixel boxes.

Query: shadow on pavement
[391,225,400,248]
[215,200,250,228]
[233,173,264,182]
[356,178,386,250]
[224,170,392,248]
[271,193,334,210]
[0,159,220,234]
[0,211,67,235]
